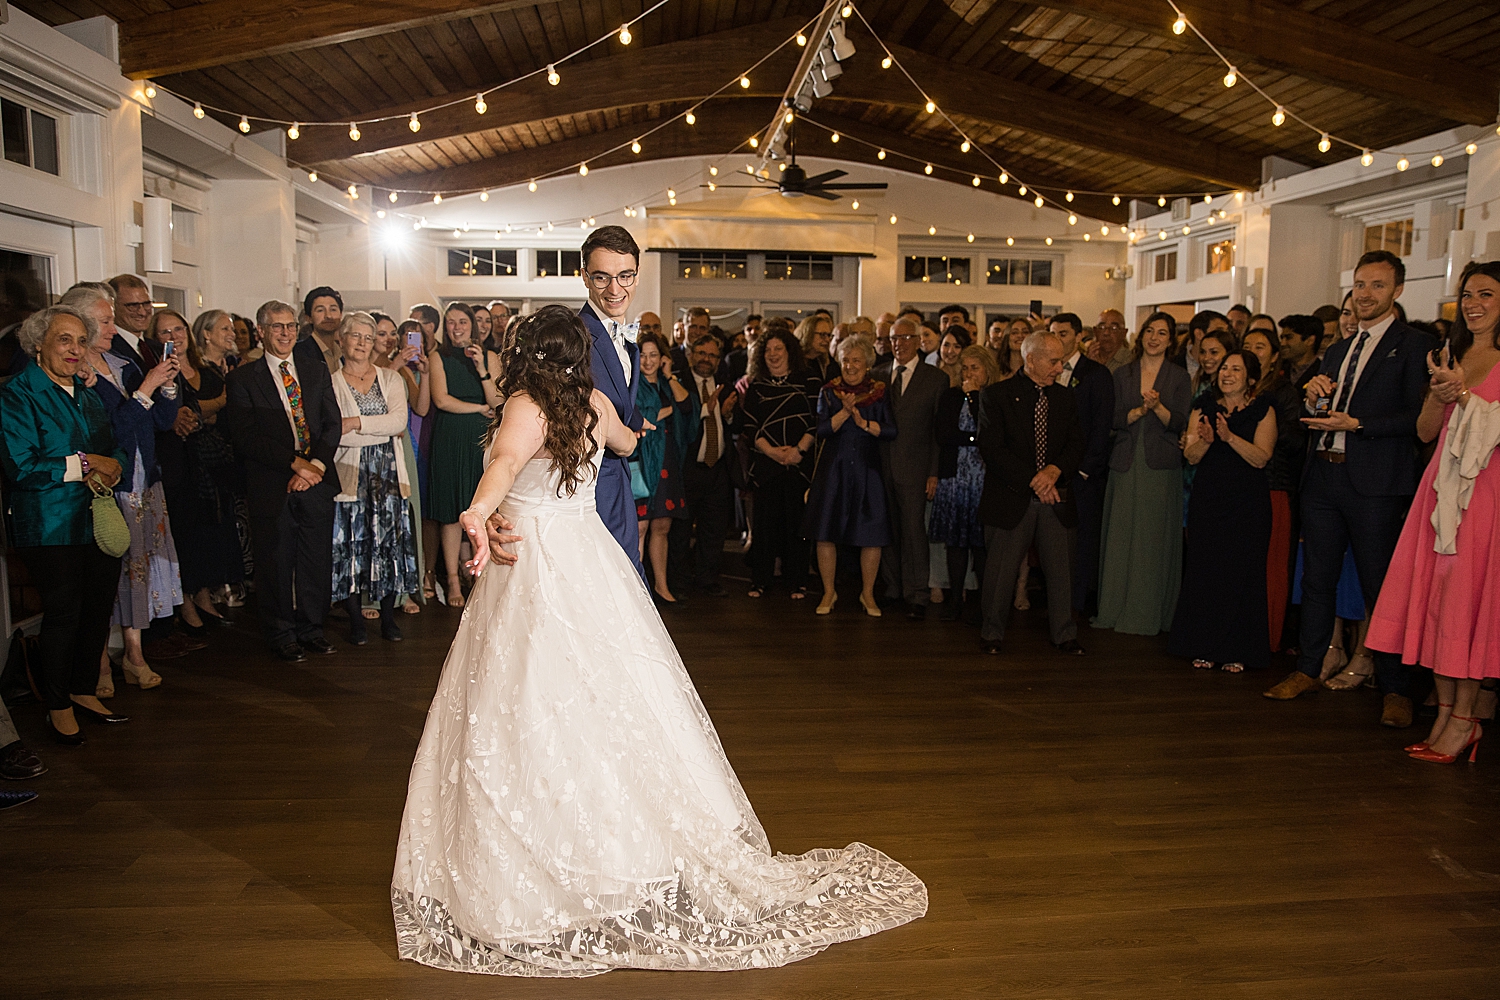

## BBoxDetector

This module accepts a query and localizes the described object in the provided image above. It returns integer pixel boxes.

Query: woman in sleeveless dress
[1368,261,1500,763]
[392,306,926,976]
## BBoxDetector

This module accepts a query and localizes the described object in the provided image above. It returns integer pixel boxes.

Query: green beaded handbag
[88,477,130,558]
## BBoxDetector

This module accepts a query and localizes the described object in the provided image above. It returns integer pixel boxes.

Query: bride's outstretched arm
[460,395,547,575]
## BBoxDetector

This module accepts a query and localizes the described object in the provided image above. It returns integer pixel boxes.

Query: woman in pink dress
[1368,261,1500,763]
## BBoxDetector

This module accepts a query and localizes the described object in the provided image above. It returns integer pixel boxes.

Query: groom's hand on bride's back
[485,513,523,567]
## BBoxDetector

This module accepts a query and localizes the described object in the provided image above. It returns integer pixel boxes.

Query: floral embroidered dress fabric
[392,447,926,975]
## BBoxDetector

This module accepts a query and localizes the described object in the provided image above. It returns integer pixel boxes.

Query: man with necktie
[225,300,341,662]
[977,331,1085,656]
[669,332,739,597]
[575,226,647,572]
[1264,250,1434,727]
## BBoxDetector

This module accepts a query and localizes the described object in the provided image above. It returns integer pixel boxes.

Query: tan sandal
[122,660,162,689]
[1325,653,1374,691]
[402,597,421,615]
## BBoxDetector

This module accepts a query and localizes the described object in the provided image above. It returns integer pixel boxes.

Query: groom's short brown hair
[581,225,639,270]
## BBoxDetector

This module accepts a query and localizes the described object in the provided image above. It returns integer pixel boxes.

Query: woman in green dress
[1093,311,1192,636]
[426,302,501,608]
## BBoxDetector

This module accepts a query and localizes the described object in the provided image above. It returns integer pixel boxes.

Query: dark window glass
[535,249,559,277]
[29,110,57,175]
[1,99,28,168]
[561,250,582,277]
[1029,260,1051,286]
[495,249,517,276]
[766,252,834,281]
[448,249,476,276]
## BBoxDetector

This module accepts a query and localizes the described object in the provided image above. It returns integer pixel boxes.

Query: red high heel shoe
[1409,715,1482,764]
[1404,703,1454,753]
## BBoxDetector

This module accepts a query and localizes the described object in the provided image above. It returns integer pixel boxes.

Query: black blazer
[1303,320,1434,497]
[680,377,741,464]
[109,333,160,382]
[1064,354,1115,481]
[977,375,1084,530]
[935,386,980,480]
[225,353,341,517]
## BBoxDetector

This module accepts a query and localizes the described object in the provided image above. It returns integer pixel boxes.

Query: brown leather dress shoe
[1381,694,1414,729]
[1263,670,1324,700]
[141,635,190,660]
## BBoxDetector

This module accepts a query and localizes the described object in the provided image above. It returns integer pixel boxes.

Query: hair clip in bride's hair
[535,351,546,360]
[565,366,574,375]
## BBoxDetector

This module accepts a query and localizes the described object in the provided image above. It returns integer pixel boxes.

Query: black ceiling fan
[712,109,887,201]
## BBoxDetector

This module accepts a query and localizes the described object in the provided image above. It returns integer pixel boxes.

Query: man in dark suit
[576,226,646,573]
[1050,312,1114,616]
[721,314,761,383]
[977,331,1085,655]
[668,332,740,597]
[226,299,342,662]
[873,316,948,619]
[107,273,162,374]
[1264,250,1435,727]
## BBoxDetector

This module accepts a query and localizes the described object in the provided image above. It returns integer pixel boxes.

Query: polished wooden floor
[4,576,1500,999]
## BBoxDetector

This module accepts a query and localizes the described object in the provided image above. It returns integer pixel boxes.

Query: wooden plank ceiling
[17,0,1500,222]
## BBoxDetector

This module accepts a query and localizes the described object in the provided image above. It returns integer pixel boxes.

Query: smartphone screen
[405,330,421,350]
[1314,395,1331,415]
[162,340,175,358]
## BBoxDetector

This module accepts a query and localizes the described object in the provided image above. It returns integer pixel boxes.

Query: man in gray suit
[874,316,948,619]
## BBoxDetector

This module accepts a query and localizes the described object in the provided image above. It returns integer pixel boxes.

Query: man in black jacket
[225,299,342,662]
[1264,251,1435,727]
[669,332,740,597]
[977,331,1086,655]
[1050,312,1114,616]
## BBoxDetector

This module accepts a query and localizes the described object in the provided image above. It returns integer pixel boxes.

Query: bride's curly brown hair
[486,304,599,497]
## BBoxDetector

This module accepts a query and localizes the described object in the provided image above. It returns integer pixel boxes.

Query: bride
[392,305,927,976]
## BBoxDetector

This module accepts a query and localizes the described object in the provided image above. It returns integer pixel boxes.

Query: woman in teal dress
[0,305,129,743]
[630,331,698,604]
[426,302,501,608]
[1094,312,1192,636]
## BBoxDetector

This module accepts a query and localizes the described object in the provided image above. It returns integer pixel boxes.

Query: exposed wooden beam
[1040,0,1499,125]
[835,40,1263,188]
[118,0,569,79]
[294,19,805,165]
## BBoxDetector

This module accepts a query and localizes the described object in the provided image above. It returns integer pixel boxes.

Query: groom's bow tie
[605,319,628,349]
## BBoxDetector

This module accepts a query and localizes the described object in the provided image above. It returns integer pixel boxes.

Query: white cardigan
[332,365,411,502]
[1432,393,1500,554]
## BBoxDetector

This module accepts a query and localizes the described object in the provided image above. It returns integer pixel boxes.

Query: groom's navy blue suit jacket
[580,302,645,575]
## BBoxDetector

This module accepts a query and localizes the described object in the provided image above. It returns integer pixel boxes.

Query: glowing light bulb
[851,199,859,209]
[1068,214,1077,225]
[668,196,676,205]
[1157,195,1167,207]
[1361,149,1373,166]
[1101,225,1109,235]
[1318,133,1331,153]
[1006,237,1014,246]
[785,111,794,124]
[924,163,933,174]
[928,225,936,235]
[193,102,205,119]
[796,32,807,46]
[547,64,559,86]
[749,136,759,149]
[831,132,840,143]
[1159,230,1167,240]
[348,122,361,141]
[479,190,489,202]
[1083,233,1090,241]
[412,220,421,230]
[1182,225,1191,234]
[238,115,250,133]
[924,99,936,114]
[685,111,696,125]
[619,23,632,45]
[709,165,718,176]
[881,55,892,69]
[889,214,897,224]
[841,4,852,16]
[999,171,1008,184]
[1467,142,1479,156]
[528,180,537,192]
[961,139,970,153]
[1397,156,1409,171]
[475,93,487,114]
[1172,15,1187,34]
[972,176,981,187]
[667,188,676,199]
[287,122,299,139]
[409,113,420,132]
[588,217,595,226]
[377,210,386,219]
[1223,67,1237,88]
[1065,191,1074,202]
[1035,195,1044,207]
[1045,237,1053,245]
[547,221,553,231]
[388,191,398,203]
[740,76,750,89]
[347,184,358,197]
[966,233,975,243]
[308,170,317,183]
[433,193,442,204]
[877,149,886,160]
[1429,153,1444,167]
[1111,194,1120,206]
[1271,106,1285,127]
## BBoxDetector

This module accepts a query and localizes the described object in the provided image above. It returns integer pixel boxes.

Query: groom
[577,226,647,574]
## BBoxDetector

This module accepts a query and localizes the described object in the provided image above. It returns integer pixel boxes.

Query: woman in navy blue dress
[803,336,896,617]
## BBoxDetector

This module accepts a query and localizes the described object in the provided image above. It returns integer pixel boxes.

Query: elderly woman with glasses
[0,305,128,742]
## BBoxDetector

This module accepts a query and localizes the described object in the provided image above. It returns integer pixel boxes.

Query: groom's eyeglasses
[586,270,637,290]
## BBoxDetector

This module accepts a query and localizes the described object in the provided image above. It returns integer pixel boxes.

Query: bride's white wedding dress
[392,445,927,976]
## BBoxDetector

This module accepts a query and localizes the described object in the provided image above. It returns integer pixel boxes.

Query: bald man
[1093,309,1132,372]
[636,311,662,339]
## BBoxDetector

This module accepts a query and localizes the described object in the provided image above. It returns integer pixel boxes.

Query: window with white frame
[1,97,59,176]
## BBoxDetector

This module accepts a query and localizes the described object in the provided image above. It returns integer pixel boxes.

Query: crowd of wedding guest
[3,243,1498,797]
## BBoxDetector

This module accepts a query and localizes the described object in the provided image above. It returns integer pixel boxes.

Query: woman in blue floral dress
[929,345,1002,622]
[330,313,419,644]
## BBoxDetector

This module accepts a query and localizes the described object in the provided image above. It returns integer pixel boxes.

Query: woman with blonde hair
[930,344,1001,621]
[796,313,840,387]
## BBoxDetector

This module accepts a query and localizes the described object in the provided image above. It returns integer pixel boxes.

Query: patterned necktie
[1323,330,1370,449]
[279,360,309,453]
[1034,387,1049,471]
[700,377,719,466]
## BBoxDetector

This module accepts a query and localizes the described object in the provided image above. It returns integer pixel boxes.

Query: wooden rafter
[118,0,570,79]
[1041,0,1500,126]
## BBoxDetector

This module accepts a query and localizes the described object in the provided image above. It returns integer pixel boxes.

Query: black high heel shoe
[71,702,130,724]
[46,714,86,746]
